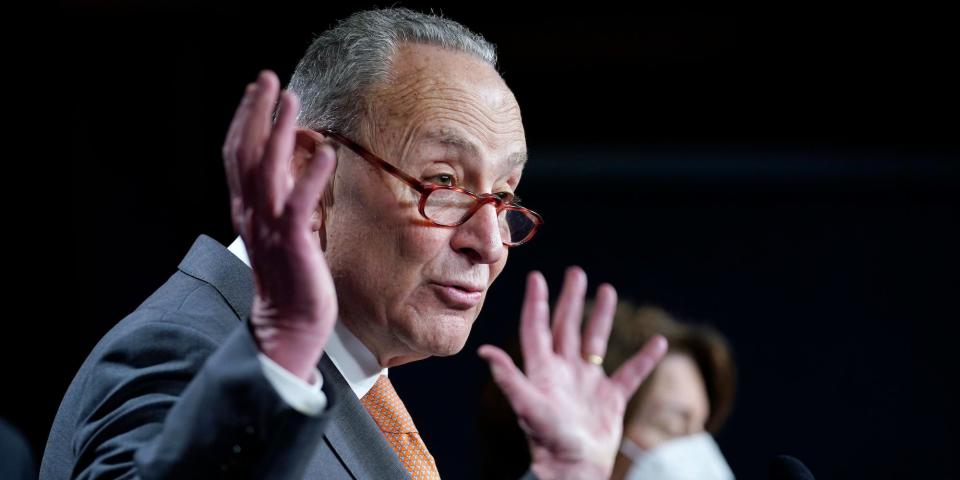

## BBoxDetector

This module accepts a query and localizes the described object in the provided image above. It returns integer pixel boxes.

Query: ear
[292,128,336,249]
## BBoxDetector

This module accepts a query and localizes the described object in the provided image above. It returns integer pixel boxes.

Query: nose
[449,202,507,265]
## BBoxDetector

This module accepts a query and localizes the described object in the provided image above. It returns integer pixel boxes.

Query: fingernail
[258,70,273,85]
[654,335,668,354]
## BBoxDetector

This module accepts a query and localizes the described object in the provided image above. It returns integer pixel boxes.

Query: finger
[611,335,668,398]
[239,71,280,215]
[261,90,300,216]
[223,82,257,194]
[223,82,258,233]
[478,345,554,436]
[551,266,587,359]
[581,283,617,363]
[287,143,337,225]
[519,271,552,375]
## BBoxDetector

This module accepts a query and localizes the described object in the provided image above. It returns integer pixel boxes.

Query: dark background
[23,3,959,479]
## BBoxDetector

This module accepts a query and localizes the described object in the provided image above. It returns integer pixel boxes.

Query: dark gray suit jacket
[41,235,410,479]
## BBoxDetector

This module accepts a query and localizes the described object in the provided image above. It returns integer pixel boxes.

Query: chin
[402,310,475,358]
[424,336,470,357]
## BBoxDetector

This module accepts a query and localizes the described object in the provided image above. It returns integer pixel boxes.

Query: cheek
[490,250,508,283]
[362,214,456,320]
[626,401,672,450]
[396,220,453,265]
[626,421,663,451]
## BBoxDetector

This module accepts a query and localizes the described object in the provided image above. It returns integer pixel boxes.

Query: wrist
[530,459,611,480]
[251,322,326,382]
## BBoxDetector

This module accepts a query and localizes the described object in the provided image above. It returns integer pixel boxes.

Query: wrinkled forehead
[360,43,527,174]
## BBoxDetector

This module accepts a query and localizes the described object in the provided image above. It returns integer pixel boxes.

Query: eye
[427,173,457,186]
[652,415,686,438]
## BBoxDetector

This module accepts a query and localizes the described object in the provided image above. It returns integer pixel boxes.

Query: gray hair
[287,8,498,136]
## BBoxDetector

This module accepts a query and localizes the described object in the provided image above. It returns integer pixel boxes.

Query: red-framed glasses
[319,129,543,247]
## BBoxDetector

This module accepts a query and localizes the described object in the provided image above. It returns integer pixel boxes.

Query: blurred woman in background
[605,303,737,480]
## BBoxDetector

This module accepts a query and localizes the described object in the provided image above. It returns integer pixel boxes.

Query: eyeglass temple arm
[317,129,426,193]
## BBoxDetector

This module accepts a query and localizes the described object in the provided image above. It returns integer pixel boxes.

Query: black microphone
[769,455,815,480]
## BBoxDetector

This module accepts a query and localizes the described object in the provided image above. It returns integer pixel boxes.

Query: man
[43,8,666,479]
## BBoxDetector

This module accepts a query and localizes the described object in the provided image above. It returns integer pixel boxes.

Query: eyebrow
[424,130,528,169]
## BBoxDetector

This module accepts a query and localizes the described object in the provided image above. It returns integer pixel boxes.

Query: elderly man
[42,8,665,480]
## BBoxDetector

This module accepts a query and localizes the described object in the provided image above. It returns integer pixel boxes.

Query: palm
[480,268,667,480]
[525,358,624,469]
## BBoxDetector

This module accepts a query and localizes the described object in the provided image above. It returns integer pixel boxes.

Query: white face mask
[620,432,735,480]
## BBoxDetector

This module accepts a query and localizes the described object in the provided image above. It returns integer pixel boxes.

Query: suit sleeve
[69,310,334,480]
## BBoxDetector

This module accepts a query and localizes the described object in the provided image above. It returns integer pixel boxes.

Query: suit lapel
[315,355,410,479]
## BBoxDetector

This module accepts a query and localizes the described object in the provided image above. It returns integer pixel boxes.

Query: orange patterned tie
[361,375,441,479]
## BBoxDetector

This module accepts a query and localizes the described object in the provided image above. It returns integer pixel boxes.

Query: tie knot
[361,375,417,434]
